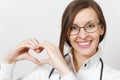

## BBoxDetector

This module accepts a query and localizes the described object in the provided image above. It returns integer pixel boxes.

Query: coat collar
[66,48,102,73]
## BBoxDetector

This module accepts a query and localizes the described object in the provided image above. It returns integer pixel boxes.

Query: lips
[77,41,92,48]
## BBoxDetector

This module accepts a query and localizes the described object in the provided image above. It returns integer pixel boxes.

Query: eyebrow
[72,20,99,27]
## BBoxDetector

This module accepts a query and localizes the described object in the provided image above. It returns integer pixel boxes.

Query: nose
[78,28,88,39]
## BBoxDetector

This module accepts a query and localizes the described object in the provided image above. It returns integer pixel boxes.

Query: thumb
[38,58,49,65]
[25,54,40,65]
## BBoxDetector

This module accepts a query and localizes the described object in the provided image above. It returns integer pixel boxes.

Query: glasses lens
[69,25,79,35]
[85,22,99,33]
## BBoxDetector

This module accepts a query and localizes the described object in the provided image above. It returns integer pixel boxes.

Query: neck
[73,52,87,72]
[72,49,97,72]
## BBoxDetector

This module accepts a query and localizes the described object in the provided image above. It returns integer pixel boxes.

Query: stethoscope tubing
[100,58,104,80]
[49,54,104,80]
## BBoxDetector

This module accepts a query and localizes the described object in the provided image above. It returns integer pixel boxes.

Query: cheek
[69,36,77,45]
[92,32,101,45]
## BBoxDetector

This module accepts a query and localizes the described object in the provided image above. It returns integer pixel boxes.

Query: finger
[21,39,39,49]
[16,52,40,65]
[31,38,39,48]
[19,43,43,54]
[38,58,50,65]
[29,57,40,65]
[39,41,58,55]
[39,41,52,50]
[18,40,40,51]
[28,39,38,49]
[29,39,44,53]
[25,54,40,65]
[17,44,35,52]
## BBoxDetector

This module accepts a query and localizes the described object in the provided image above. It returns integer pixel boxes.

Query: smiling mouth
[77,41,92,48]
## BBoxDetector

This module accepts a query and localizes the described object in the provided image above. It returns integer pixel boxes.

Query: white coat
[0,50,120,80]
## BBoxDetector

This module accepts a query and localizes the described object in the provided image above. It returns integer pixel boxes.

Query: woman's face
[69,7,104,58]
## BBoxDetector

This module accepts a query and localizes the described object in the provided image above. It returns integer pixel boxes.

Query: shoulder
[103,64,120,80]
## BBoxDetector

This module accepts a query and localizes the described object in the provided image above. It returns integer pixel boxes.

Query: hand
[2,39,43,65]
[2,39,71,77]
[38,40,71,77]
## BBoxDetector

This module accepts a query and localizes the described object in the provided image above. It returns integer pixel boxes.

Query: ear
[100,26,104,36]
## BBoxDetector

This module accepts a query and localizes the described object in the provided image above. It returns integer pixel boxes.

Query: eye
[87,23,96,28]
[69,25,78,31]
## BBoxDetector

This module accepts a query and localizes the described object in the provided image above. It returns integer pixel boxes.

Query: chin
[76,46,97,58]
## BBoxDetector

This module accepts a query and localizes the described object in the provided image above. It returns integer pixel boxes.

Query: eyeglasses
[68,21,101,35]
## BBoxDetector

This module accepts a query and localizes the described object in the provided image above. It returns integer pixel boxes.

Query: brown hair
[59,0,106,56]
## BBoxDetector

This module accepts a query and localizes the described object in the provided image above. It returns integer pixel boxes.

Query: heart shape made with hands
[28,47,48,65]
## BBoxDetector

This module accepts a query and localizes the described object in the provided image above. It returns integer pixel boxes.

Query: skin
[2,39,70,77]
[69,7,104,72]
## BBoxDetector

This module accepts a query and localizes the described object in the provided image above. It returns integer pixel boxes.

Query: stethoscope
[49,54,104,80]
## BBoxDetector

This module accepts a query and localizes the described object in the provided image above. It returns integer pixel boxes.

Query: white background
[0,0,120,79]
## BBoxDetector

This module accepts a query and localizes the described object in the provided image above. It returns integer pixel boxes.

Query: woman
[0,0,120,80]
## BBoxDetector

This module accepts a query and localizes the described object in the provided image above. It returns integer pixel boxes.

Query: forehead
[73,7,99,26]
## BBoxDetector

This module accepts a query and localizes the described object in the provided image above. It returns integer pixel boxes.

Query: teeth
[78,41,90,46]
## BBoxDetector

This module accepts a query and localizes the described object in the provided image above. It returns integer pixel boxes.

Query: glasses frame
[68,21,101,36]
